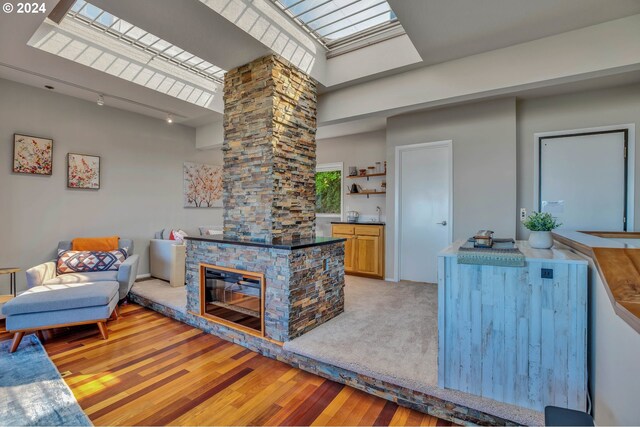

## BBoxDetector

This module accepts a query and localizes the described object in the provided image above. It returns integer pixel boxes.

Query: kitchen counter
[330,221,385,226]
[438,240,587,412]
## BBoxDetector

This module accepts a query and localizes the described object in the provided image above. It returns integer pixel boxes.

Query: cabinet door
[334,234,355,272]
[354,235,380,276]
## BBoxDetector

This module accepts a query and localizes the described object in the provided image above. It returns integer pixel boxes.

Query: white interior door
[540,131,627,231]
[398,142,452,283]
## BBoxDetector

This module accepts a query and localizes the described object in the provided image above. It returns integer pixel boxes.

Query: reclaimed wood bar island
[437,241,588,413]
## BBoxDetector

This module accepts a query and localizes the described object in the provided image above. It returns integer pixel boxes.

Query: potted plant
[522,212,561,249]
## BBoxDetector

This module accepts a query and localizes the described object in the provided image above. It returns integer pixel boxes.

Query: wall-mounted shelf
[347,191,386,198]
[347,173,386,181]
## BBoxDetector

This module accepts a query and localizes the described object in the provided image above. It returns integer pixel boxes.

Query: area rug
[0,334,92,426]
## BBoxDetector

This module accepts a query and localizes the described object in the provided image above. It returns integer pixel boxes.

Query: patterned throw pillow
[57,249,128,275]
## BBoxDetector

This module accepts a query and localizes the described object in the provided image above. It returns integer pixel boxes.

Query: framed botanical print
[13,133,53,175]
[67,153,100,190]
[183,162,223,208]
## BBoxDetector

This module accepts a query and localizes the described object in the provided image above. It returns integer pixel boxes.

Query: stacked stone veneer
[223,54,317,242]
[186,239,344,342]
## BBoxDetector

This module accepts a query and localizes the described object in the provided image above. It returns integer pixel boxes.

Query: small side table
[0,268,19,305]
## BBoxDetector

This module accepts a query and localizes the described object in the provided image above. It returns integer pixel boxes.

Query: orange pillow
[72,236,119,251]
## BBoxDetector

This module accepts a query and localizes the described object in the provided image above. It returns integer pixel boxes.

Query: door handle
[436,221,447,226]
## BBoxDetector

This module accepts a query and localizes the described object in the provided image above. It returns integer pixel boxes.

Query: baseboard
[136,273,151,280]
[384,277,398,282]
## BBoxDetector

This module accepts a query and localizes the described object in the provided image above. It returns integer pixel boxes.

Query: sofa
[25,239,139,300]
[2,238,138,352]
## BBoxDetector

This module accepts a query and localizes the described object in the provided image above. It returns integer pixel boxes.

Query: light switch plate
[520,208,527,221]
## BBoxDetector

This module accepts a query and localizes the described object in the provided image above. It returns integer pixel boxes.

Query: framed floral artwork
[13,134,53,175]
[183,162,223,208]
[67,153,100,190]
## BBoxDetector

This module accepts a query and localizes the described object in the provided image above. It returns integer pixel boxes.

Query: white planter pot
[528,231,553,249]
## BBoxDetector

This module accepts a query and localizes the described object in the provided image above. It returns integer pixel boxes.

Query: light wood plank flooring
[1,304,453,426]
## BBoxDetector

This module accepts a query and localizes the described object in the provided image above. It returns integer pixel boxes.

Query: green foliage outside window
[316,170,341,214]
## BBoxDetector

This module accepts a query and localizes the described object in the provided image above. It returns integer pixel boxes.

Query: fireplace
[199,264,265,337]
[185,54,345,343]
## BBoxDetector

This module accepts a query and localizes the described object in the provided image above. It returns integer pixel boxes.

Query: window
[270,0,403,52]
[29,0,223,109]
[316,163,344,217]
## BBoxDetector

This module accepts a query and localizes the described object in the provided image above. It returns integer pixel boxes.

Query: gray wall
[386,98,517,279]
[316,130,387,236]
[0,79,222,291]
[517,84,640,237]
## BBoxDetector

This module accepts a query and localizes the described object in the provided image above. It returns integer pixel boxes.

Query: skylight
[29,0,224,110]
[68,1,225,83]
[270,0,402,50]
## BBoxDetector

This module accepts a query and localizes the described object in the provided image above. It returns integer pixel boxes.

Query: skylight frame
[270,0,404,51]
[66,1,225,83]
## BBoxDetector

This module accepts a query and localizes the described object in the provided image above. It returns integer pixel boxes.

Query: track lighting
[97,94,104,106]
[166,113,173,124]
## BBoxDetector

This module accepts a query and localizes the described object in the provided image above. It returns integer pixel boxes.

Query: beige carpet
[284,275,438,386]
[130,279,187,313]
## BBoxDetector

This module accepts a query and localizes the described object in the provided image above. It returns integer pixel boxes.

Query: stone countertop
[184,235,346,250]
[331,221,385,226]
[440,239,587,264]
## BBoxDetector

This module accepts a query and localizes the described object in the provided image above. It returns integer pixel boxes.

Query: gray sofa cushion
[43,271,118,284]
[2,282,118,316]
[6,295,118,331]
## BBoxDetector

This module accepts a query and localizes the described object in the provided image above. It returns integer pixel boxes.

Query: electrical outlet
[541,268,554,279]
[520,208,527,221]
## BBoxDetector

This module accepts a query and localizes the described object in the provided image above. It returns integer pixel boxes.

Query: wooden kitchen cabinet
[331,223,385,279]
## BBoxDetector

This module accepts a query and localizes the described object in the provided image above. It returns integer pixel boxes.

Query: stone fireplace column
[185,54,344,343]
[223,54,317,242]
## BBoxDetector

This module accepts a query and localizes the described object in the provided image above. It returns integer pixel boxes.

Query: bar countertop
[553,229,640,333]
[184,235,346,250]
[440,239,587,264]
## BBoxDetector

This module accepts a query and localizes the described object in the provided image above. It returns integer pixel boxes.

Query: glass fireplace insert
[200,264,265,336]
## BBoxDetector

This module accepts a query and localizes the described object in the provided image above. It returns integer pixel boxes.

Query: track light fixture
[97,94,105,106]
[166,113,173,124]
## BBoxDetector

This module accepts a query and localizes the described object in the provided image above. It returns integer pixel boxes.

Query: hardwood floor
[1,304,454,426]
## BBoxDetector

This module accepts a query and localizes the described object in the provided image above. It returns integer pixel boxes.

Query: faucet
[375,206,381,223]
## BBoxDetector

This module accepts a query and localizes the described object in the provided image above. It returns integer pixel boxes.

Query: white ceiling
[389,0,640,66]
[1,0,640,129]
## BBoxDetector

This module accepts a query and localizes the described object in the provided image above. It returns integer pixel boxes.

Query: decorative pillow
[169,229,188,243]
[57,249,128,275]
[72,236,119,251]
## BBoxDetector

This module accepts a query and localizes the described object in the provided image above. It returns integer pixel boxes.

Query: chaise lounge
[1,238,139,352]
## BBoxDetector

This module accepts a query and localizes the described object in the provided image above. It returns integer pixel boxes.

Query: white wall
[585,256,640,426]
[517,84,640,238]
[318,14,640,125]
[0,79,223,291]
[386,98,517,280]
[316,130,387,236]
[195,120,224,150]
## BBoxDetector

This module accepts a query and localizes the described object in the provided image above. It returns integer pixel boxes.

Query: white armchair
[149,239,186,287]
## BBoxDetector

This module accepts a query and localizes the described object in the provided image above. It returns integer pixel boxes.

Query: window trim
[316,162,344,219]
